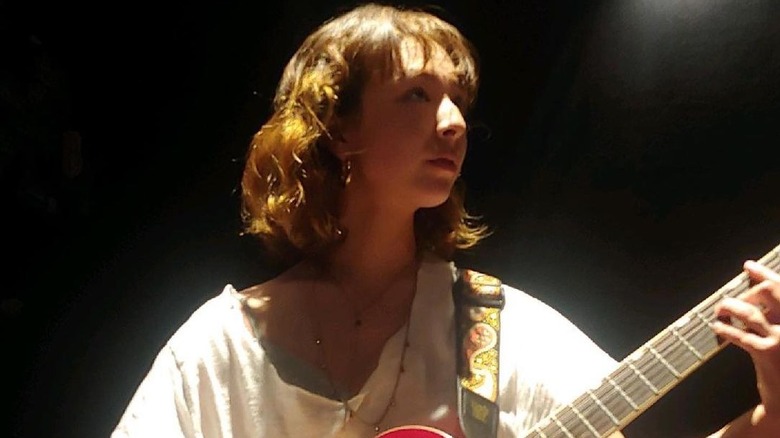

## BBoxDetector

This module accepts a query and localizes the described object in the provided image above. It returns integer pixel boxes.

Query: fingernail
[246,296,270,309]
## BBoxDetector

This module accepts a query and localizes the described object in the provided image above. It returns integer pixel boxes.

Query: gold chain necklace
[325,262,417,328]
[308,264,418,433]
[315,319,412,432]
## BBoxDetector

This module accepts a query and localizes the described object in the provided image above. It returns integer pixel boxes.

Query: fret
[569,403,601,437]
[551,413,575,438]
[689,314,721,357]
[613,365,654,409]
[533,416,555,438]
[630,347,677,394]
[651,329,698,379]
[690,310,719,355]
[627,361,659,394]
[645,332,691,392]
[647,345,681,378]
[658,338,699,380]
[520,244,780,438]
[572,390,616,434]
[528,425,547,438]
[693,309,711,326]
[605,374,638,410]
[722,274,749,299]
[586,389,620,426]
[593,378,635,425]
[671,325,703,359]
[688,337,719,371]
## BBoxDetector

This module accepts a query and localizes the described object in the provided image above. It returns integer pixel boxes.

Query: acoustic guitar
[377,243,779,438]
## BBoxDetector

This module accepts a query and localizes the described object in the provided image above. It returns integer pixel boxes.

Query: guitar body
[376,425,453,438]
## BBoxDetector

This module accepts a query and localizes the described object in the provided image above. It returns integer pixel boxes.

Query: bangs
[355,11,480,108]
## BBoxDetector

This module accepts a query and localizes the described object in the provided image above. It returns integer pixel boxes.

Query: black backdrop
[4,0,780,437]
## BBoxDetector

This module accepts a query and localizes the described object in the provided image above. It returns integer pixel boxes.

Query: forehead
[396,38,458,80]
[357,37,471,106]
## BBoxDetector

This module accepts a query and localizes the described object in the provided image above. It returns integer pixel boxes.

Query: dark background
[3,0,779,437]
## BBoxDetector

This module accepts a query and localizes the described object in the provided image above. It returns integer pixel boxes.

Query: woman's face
[338,41,469,212]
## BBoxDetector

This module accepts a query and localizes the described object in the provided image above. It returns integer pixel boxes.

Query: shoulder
[449,265,591,337]
[419,252,458,282]
[450,267,617,371]
[498,282,618,402]
[164,262,309,354]
[501,283,569,324]
[499,281,612,357]
[163,285,249,362]
[234,262,315,339]
[238,261,311,301]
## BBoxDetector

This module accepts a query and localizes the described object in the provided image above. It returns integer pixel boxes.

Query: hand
[712,260,780,421]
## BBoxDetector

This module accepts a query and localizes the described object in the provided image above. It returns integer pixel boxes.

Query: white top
[111,256,617,438]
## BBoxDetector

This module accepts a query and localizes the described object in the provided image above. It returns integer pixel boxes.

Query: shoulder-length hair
[241,3,488,262]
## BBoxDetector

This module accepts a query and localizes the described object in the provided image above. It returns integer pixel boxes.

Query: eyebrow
[403,72,467,94]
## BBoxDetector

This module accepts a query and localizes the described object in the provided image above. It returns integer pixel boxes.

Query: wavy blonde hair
[241,3,488,261]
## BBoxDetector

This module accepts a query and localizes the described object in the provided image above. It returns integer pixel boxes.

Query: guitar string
[559,252,780,435]
[566,268,758,435]
[605,253,778,411]
[624,252,780,400]
[554,299,721,435]
[556,297,737,434]
[552,251,779,435]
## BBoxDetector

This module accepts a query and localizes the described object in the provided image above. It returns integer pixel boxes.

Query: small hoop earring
[340,158,352,187]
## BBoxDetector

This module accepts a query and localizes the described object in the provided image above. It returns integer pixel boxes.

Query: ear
[325,117,357,161]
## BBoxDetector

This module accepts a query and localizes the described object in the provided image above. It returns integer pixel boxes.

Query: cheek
[361,118,423,159]
[352,107,435,174]
[457,142,468,166]
[381,104,432,133]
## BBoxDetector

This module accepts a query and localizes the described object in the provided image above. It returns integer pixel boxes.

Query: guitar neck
[524,244,780,438]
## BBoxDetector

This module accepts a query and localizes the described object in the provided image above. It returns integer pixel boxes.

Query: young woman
[111,3,780,437]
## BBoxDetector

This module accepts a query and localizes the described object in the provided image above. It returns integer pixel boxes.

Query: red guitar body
[376,425,453,438]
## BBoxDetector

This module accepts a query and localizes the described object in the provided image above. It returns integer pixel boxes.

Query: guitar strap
[453,268,505,438]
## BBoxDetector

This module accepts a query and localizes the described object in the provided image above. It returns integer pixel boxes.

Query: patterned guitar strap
[453,269,505,438]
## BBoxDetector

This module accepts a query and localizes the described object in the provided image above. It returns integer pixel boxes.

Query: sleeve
[111,345,195,438]
[497,285,619,436]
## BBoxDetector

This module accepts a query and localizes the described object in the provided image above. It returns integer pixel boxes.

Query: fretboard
[524,243,780,438]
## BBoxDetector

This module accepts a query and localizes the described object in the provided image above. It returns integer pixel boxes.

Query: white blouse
[111,256,617,438]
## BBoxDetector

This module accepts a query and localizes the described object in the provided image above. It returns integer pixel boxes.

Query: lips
[427,158,458,172]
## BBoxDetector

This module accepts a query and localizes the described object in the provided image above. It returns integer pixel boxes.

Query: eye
[405,86,430,102]
[452,95,467,112]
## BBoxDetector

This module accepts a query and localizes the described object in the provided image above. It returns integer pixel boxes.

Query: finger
[710,320,775,353]
[715,297,771,337]
[744,260,780,284]
[735,279,780,323]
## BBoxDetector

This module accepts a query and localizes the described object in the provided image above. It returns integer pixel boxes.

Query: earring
[340,158,352,187]
[335,226,348,242]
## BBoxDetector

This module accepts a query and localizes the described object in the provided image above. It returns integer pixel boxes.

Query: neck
[326,195,418,296]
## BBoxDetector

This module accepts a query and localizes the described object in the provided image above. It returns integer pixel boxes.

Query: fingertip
[718,296,736,307]
[708,320,728,337]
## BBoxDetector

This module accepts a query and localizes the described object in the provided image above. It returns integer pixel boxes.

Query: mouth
[426,158,458,173]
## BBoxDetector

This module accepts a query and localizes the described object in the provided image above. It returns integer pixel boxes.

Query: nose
[436,95,466,140]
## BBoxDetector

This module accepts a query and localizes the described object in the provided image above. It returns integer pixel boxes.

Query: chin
[417,187,455,209]
[408,175,458,209]
[418,198,450,210]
